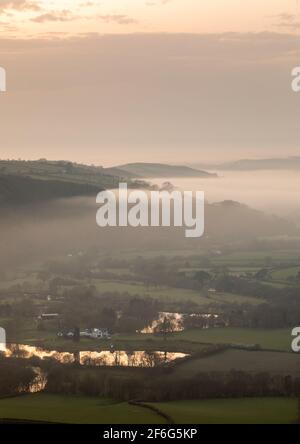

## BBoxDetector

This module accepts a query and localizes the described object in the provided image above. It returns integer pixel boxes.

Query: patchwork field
[92,279,263,307]
[0,395,165,424]
[118,328,292,352]
[0,395,297,424]
[171,349,300,378]
[212,250,300,266]
[169,327,292,351]
[149,398,299,424]
[271,266,300,281]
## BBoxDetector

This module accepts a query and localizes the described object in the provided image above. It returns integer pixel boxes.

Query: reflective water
[30,367,47,393]
[141,312,184,334]
[141,311,219,334]
[3,344,188,367]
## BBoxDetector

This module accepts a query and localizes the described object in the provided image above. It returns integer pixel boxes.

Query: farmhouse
[57,328,111,340]
[38,313,60,321]
[80,328,110,339]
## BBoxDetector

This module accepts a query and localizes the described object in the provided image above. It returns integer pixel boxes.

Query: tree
[154,315,176,341]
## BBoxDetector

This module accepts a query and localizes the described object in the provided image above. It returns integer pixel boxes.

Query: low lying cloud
[271,12,300,30]
[0,0,40,12]
[30,9,138,26]
[146,0,173,5]
[97,14,138,25]
[31,10,75,23]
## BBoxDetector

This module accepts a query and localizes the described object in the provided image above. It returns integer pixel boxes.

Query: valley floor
[0,394,298,424]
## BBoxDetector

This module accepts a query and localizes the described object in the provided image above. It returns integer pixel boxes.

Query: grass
[20,334,205,353]
[0,394,166,424]
[21,327,291,354]
[271,266,300,281]
[92,279,211,305]
[92,279,263,306]
[171,349,300,378]
[0,394,297,424]
[213,250,300,265]
[169,327,292,351]
[0,274,41,291]
[149,398,299,424]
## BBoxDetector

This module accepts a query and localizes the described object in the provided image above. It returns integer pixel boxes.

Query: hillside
[205,200,297,240]
[0,160,146,205]
[0,174,100,206]
[0,160,130,188]
[114,163,217,178]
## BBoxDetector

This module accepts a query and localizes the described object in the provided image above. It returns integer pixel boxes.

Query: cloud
[30,9,138,26]
[145,0,173,5]
[0,0,40,11]
[271,12,300,30]
[97,14,138,25]
[31,10,75,23]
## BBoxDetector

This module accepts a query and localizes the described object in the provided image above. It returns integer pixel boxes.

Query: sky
[1,0,300,37]
[1,0,300,165]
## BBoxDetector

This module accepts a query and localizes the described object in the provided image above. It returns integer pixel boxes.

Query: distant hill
[205,200,297,240]
[194,157,300,171]
[114,163,217,178]
[0,160,146,206]
[0,159,131,188]
[102,167,137,179]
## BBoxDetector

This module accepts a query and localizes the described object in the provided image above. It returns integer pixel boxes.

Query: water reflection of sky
[3,345,188,368]
[141,312,219,334]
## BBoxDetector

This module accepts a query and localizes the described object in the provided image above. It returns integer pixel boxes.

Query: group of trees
[214,275,300,328]
[50,287,160,335]
[44,363,300,402]
[0,356,35,396]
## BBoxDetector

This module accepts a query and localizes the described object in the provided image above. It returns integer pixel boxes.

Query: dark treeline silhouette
[0,357,35,396]
[44,364,300,402]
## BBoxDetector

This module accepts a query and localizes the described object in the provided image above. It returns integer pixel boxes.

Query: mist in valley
[152,170,300,223]
[0,169,299,272]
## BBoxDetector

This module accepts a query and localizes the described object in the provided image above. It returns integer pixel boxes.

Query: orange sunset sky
[1,0,300,37]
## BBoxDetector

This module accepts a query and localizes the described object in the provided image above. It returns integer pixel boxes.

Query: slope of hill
[102,167,136,179]
[0,160,149,205]
[205,200,297,240]
[0,159,126,188]
[114,163,217,178]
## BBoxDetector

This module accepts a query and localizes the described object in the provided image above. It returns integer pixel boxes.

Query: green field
[271,266,300,281]
[92,279,210,305]
[171,349,300,378]
[27,327,291,353]
[149,398,299,424]
[14,326,292,355]
[118,328,291,352]
[0,395,297,424]
[92,279,263,306]
[213,250,300,266]
[169,327,292,351]
[0,395,166,424]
